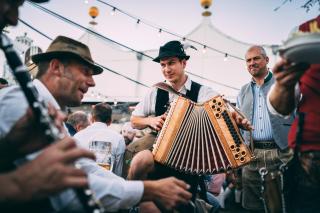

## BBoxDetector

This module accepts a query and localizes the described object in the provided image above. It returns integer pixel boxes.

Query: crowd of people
[0,0,319,213]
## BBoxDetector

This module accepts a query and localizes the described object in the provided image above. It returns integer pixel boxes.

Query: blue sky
[7,0,319,52]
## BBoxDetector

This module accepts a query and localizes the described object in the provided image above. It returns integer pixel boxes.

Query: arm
[142,177,192,211]
[78,158,191,212]
[0,137,95,203]
[0,87,66,169]
[131,114,166,131]
[112,136,126,176]
[268,59,309,115]
[131,88,167,131]
[0,106,67,171]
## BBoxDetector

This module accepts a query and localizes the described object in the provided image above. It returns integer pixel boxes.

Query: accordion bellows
[152,96,254,175]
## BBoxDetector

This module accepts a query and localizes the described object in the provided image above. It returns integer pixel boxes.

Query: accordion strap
[153,82,188,98]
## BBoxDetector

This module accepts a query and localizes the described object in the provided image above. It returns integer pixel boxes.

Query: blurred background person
[121,122,137,146]
[74,103,126,176]
[66,110,90,136]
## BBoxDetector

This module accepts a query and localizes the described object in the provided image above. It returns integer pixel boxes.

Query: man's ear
[48,59,63,76]
[75,124,85,132]
[266,56,269,64]
[182,59,187,69]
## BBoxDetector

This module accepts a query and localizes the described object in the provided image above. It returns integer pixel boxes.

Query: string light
[224,53,228,61]
[94,0,246,61]
[84,0,89,4]
[135,19,140,28]
[110,7,116,16]
[26,2,240,91]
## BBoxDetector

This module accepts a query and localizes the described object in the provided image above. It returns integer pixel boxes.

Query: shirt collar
[33,79,61,110]
[251,71,273,85]
[90,122,108,128]
[165,75,191,92]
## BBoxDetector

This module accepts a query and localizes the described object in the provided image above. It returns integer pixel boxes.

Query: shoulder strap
[155,89,169,116]
[186,81,201,102]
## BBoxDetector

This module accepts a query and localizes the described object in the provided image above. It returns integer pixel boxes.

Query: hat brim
[32,52,103,75]
[153,53,190,63]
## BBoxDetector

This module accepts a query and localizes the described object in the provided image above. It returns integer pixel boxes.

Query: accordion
[152,95,254,175]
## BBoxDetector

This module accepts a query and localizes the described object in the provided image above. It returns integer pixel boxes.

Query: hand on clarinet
[9,137,95,202]
[3,104,67,159]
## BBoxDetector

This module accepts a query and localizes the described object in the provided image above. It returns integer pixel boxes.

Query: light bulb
[224,53,228,61]
[111,7,116,16]
[202,45,207,54]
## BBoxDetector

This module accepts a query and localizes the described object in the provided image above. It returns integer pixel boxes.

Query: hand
[231,111,253,131]
[148,114,167,131]
[11,137,95,202]
[273,59,309,89]
[143,177,192,211]
[3,104,67,158]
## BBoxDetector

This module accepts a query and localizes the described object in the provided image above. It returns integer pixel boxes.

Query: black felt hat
[153,40,190,63]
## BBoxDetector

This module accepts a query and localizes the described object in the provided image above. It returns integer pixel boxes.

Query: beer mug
[89,140,112,171]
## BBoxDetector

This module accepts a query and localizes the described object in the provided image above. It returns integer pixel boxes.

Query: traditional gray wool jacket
[237,73,294,150]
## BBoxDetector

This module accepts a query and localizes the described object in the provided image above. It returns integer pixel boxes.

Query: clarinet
[0,34,103,213]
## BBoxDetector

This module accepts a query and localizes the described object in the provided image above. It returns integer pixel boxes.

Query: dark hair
[0,78,8,85]
[92,103,112,123]
[36,60,50,79]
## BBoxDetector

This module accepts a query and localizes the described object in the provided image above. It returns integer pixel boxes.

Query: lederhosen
[150,81,203,204]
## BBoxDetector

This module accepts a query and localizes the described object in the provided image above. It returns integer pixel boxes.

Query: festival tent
[78,15,277,103]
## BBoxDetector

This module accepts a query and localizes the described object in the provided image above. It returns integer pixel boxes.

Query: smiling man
[237,45,294,212]
[0,36,193,212]
[131,40,218,132]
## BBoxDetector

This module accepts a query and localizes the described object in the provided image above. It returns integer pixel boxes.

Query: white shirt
[74,122,126,177]
[0,79,143,212]
[132,76,219,117]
